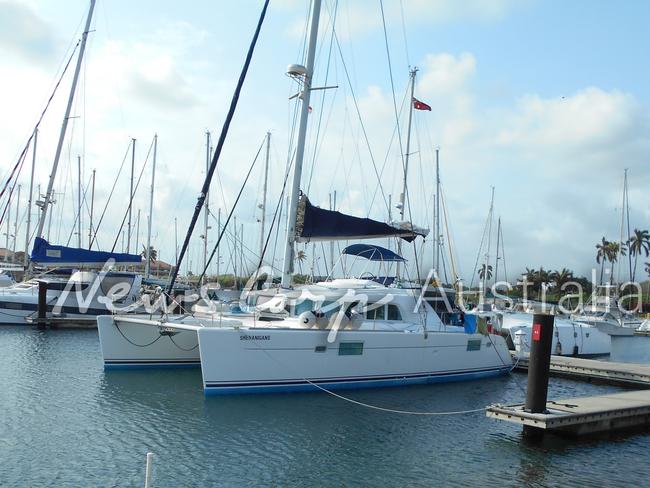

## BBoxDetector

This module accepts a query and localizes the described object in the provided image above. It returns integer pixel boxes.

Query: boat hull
[97,315,201,368]
[197,327,512,395]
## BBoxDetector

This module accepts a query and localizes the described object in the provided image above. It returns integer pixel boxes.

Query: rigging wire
[110,136,155,252]
[89,140,133,250]
[0,40,81,223]
[331,29,389,216]
[197,136,266,285]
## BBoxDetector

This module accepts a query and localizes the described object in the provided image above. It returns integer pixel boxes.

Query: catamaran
[97,0,513,394]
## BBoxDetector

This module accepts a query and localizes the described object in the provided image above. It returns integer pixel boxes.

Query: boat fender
[573,345,579,356]
[555,340,562,356]
[298,311,317,328]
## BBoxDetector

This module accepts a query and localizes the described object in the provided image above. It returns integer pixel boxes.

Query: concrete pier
[487,390,650,436]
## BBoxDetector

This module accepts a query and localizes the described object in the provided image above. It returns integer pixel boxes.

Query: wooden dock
[487,389,650,436]
[513,353,650,387]
[25,316,97,329]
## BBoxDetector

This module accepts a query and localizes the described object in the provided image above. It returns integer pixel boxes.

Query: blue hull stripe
[104,359,200,370]
[204,366,511,395]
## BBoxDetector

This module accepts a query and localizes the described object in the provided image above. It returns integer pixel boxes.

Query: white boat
[98,0,512,394]
[571,285,643,336]
[0,270,143,325]
[98,279,513,393]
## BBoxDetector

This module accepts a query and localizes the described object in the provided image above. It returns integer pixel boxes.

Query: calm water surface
[1,327,649,487]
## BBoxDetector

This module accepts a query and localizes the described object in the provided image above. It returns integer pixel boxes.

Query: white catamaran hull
[197,327,512,395]
[97,315,201,368]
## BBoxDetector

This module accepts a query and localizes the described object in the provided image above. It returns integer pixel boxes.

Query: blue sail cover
[343,244,405,262]
[296,194,427,243]
[30,237,142,266]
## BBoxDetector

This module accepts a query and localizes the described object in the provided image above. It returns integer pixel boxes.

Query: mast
[35,0,96,239]
[174,216,178,269]
[280,0,322,288]
[145,134,157,279]
[493,217,501,305]
[434,147,440,277]
[397,67,417,278]
[88,169,95,248]
[216,209,221,283]
[233,216,238,289]
[202,131,210,283]
[259,131,270,260]
[13,185,21,255]
[127,137,136,253]
[77,155,82,248]
[24,127,37,267]
[481,187,495,299]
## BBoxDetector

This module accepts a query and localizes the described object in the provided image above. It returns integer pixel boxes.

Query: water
[1,327,649,487]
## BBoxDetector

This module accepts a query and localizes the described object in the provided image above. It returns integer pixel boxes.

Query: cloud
[288,0,528,39]
[0,0,58,62]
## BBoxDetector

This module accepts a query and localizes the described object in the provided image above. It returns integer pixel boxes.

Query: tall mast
[88,169,95,248]
[281,0,322,288]
[77,155,82,247]
[24,127,37,267]
[35,0,96,239]
[259,131,270,260]
[145,134,157,279]
[493,217,501,305]
[397,67,417,278]
[127,137,136,253]
[233,216,238,289]
[12,185,21,254]
[216,208,221,282]
[481,187,495,297]
[434,147,440,277]
[202,131,210,283]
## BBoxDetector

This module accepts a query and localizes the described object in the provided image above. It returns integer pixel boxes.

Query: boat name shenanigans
[240,334,270,341]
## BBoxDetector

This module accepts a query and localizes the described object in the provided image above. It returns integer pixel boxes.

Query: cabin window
[294,299,315,316]
[338,342,364,356]
[466,339,482,351]
[366,304,385,320]
[314,345,326,353]
[387,305,402,321]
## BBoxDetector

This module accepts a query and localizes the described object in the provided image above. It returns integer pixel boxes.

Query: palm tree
[478,263,493,282]
[141,245,157,263]
[629,229,650,281]
[595,237,610,284]
[605,241,625,283]
[552,268,574,291]
[295,249,307,274]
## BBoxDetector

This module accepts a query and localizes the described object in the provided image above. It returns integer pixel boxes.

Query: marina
[1,325,649,487]
[1,0,649,486]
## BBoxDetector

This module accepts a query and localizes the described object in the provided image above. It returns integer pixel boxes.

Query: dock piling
[37,281,47,330]
[523,313,554,437]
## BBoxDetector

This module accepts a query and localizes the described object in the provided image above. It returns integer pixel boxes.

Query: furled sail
[295,194,428,243]
[30,237,142,266]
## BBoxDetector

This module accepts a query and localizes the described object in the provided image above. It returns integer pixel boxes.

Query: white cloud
[0,0,59,63]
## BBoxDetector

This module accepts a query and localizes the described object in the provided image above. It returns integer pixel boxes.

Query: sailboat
[97,0,513,393]
[0,0,145,326]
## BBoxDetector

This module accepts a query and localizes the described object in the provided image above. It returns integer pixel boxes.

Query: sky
[0,0,649,284]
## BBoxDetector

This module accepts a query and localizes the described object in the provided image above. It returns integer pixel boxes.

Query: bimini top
[30,237,142,267]
[342,244,405,262]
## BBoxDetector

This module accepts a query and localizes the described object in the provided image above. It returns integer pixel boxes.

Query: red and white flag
[412,97,431,111]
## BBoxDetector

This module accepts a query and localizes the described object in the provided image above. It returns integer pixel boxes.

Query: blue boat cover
[30,237,142,266]
[295,194,427,242]
[342,244,405,262]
